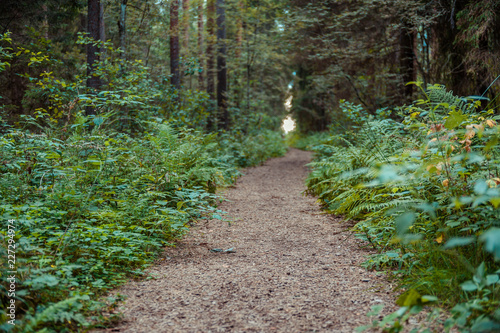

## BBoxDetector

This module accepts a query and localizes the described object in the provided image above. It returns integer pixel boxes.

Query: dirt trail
[99,148,395,332]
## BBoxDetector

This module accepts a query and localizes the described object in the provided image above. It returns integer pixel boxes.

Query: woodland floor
[93,148,402,333]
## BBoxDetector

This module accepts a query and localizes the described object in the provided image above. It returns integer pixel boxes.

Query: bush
[305,84,500,332]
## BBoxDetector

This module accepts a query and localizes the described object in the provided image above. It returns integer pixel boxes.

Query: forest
[0,0,499,332]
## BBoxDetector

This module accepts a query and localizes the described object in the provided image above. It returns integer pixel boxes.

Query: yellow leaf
[435,234,444,244]
[490,197,500,208]
[486,119,497,128]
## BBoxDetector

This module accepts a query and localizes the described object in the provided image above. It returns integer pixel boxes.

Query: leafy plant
[304,84,500,331]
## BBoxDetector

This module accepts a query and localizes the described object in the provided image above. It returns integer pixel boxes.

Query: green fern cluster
[426,85,470,113]
[305,88,500,331]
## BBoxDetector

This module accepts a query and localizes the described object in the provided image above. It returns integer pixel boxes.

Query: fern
[426,84,469,113]
[23,295,89,332]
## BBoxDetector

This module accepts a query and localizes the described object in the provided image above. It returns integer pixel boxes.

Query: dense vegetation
[298,87,500,332]
[0,0,287,331]
[2,0,500,331]
[286,1,500,332]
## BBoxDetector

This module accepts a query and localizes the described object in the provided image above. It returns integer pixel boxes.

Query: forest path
[98,148,395,332]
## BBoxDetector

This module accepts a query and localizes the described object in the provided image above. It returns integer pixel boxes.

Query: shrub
[305,84,500,332]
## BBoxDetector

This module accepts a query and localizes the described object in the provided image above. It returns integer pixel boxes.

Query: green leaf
[444,110,467,129]
[465,95,490,101]
[396,289,421,307]
[28,274,60,289]
[486,274,499,286]
[443,237,476,249]
[479,228,500,260]
[460,280,477,292]
[474,180,488,195]
[421,295,438,303]
[366,304,384,317]
[93,117,104,126]
[395,212,416,235]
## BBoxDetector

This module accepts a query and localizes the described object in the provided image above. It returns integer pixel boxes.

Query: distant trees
[206,0,216,100]
[118,0,128,60]
[170,0,180,89]
[0,0,290,131]
[286,0,500,132]
[86,0,102,115]
[216,0,228,129]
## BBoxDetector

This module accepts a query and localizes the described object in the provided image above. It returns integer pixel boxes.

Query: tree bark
[182,0,190,53]
[400,25,415,101]
[99,0,106,52]
[42,4,49,40]
[235,1,243,59]
[118,0,127,59]
[206,0,216,99]
[216,0,228,130]
[197,0,204,90]
[86,0,102,115]
[170,0,181,89]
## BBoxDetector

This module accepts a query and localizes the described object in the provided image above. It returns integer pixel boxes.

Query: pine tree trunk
[182,0,190,52]
[206,0,216,100]
[235,1,243,59]
[182,0,190,87]
[234,1,244,106]
[400,26,415,101]
[216,0,228,130]
[99,0,106,52]
[42,4,49,40]
[118,0,127,59]
[170,0,181,89]
[86,0,102,115]
[197,0,204,90]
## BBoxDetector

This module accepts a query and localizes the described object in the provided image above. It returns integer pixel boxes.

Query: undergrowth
[300,85,500,332]
[0,31,287,332]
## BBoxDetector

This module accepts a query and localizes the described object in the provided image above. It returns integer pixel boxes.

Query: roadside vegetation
[0,8,286,330]
[295,84,500,332]
[2,0,500,331]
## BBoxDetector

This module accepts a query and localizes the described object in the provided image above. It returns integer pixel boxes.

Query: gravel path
[98,148,396,332]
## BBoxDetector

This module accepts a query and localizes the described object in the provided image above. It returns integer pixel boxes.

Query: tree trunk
[400,25,415,101]
[170,0,181,89]
[42,4,49,40]
[235,1,243,59]
[197,0,204,90]
[182,0,190,52]
[181,0,190,87]
[206,0,216,100]
[233,1,243,107]
[216,0,228,130]
[118,0,127,59]
[86,0,102,115]
[99,0,106,52]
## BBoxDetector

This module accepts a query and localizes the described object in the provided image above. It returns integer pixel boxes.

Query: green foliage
[305,85,500,331]
[0,34,287,329]
[0,110,286,330]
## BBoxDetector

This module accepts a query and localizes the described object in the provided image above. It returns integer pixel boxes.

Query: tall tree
[206,0,216,99]
[400,25,415,100]
[216,0,228,129]
[197,0,204,90]
[99,0,105,46]
[87,0,102,115]
[170,0,181,89]
[182,0,190,52]
[118,0,127,60]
